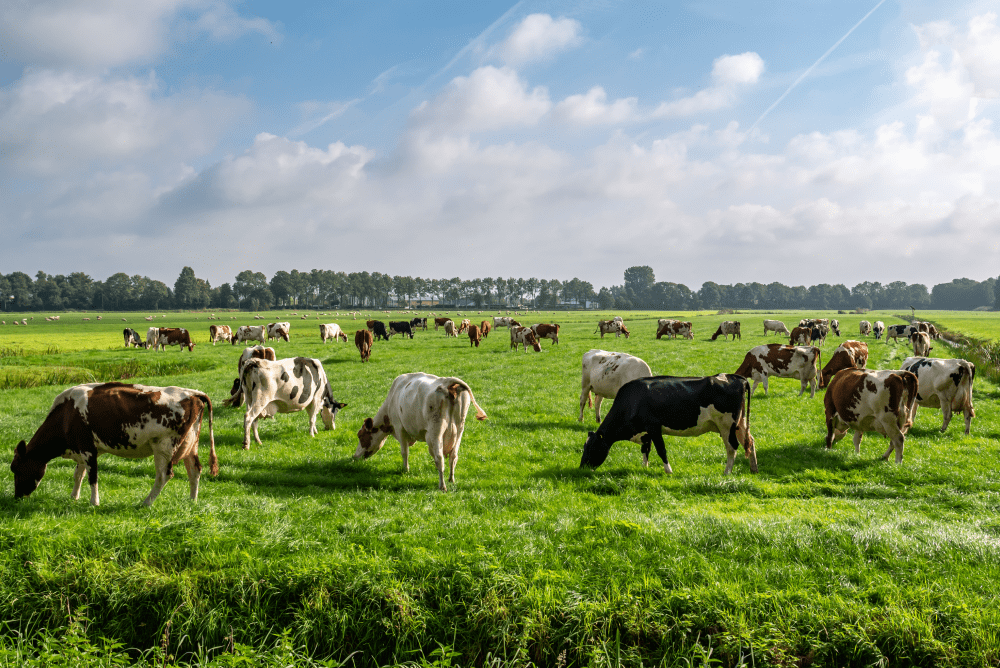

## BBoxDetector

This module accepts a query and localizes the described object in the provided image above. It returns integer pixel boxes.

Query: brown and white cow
[510,325,541,352]
[596,320,629,338]
[467,324,482,347]
[789,326,812,345]
[820,340,868,387]
[355,329,373,362]
[479,320,491,339]
[267,322,291,342]
[656,321,693,340]
[711,321,741,341]
[443,320,458,337]
[910,331,933,357]
[11,383,217,506]
[458,319,471,334]
[146,327,160,350]
[434,317,452,330]
[734,344,822,397]
[763,320,789,336]
[233,325,267,346]
[224,346,278,407]
[152,327,195,352]
[354,372,487,491]
[859,320,872,337]
[209,324,233,345]
[900,357,975,434]
[824,369,918,463]
[492,316,513,328]
[579,349,653,423]
[531,323,560,345]
[319,323,348,343]
[239,357,346,449]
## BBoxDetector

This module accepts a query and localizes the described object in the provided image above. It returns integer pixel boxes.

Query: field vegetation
[0,309,998,666]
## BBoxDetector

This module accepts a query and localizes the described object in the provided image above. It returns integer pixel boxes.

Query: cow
[410,317,428,331]
[467,324,482,347]
[819,340,869,387]
[123,328,144,348]
[830,319,841,336]
[809,324,829,346]
[479,320,492,339]
[734,344,823,397]
[910,331,933,357]
[443,320,457,337]
[11,383,217,506]
[458,319,471,334]
[209,324,233,345]
[596,319,629,338]
[900,357,976,435]
[434,317,452,330]
[266,322,290,342]
[763,320,789,336]
[530,323,560,345]
[824,369,918,463]
[859,320,872,337]
[799,318,828,328]
[368,320,390,341]
[320,323,348,343]
[789,327,812,345]
[711,321,741,341]
[224,346,278,407]
[657,321,693,340]
[510,325,541,352]
[354,372,487,491]
[146,327,160,350]
[579,350,653,423]
[233,325,267,346]
[872,321,885,340]
[355,329,373,362]
[885,324,917,344]
[580,375,756,475]
[928,323,939,340]
[152,327,195,352]
[493,316,512,328]
[389,321,414,339]
[239,357,347,449]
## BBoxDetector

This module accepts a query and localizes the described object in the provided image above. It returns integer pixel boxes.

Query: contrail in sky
[749,0,889,133]
[425,0,527,88]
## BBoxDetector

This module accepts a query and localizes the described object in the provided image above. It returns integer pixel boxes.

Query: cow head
[620,325,630,339]
[354,415,391,459]
[580,431,612,469]
[11,440,46,499]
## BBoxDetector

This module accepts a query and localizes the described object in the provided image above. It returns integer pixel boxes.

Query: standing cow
[320,323,348,343]
[859,320,872,337]
[711,321,741,341]
[820,341,868,387]
[355,329,373,362]
[910,331,933,357]
[123,328,144,348]
[531,323,560,345]
[579,349,653,423]
[900,357,975,434]
[209,324,233,345]
[824,369,918,463]
[509,325,541,352]
[734,344,822,397]
[467,324,482,347]
[763,320,789,336]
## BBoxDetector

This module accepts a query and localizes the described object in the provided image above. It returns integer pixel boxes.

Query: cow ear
[15,440,26,456]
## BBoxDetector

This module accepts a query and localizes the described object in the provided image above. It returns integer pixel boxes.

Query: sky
[1,0,998,290]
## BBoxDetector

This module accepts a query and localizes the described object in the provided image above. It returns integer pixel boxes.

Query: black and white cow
[410,317,428,331]
[885,323,917,344]
[368,320,390,342]
[580,374,757,475]
[872,321,885,340]
[899,357,976,434]
[389,321,414,339]
[123,328,144,348]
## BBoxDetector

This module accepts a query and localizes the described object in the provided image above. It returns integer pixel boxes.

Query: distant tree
[624,266,655,306]
[174,267,202,309]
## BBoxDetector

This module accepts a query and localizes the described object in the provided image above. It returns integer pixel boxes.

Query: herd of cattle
[9,312,977,506]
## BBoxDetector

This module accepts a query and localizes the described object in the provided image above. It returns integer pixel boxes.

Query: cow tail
[902,372,919,431]
[446,379,488,421]
[815,349,823,387]
[203,393,219,476]
[744,376,751,433]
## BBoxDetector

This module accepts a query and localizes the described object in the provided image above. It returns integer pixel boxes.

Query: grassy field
[1,309,998,667]
[910,312,997,342]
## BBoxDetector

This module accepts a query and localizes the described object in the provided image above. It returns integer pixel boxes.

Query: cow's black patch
[280,370,289,383]
[289,385,299,400]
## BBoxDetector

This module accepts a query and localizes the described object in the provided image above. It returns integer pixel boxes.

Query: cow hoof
[242,444,250,450]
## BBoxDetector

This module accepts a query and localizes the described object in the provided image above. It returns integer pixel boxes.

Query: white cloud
[500,14,582,66]
[553,87,638,125]
[914,12,1000,98]
[652,52,764,118]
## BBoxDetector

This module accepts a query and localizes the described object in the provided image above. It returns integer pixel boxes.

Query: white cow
[859,320,872,337]
[900,357,975,434]
[872,321,885,340]
[353,372,487,491]
[444,320,457,337]
[910,331,933,357]
[319,323,348,343]
[492,316,513,328]
[267,321,291,342]
[734,344,822,397]
[763,320,789,336]
[579,349,653,423]
[145,327,160,350]
[234,325,267,346]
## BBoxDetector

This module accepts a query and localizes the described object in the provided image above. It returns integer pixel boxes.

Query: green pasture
[0,309,998,667]
[912,311,998,342]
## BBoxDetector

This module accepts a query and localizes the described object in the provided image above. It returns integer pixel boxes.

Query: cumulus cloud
[553,87,638,125]
[914,12,1000,99]
[499,14,582,66]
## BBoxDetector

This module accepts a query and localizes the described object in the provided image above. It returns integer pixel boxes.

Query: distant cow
[885,324,917,344]
[510,325,541,352]
[389,321,414,339]
[824,369,918,463]
[410,317,428,331]
[859,320,872,337]
[123,328,144,348]
[443,320,457,337]
[596,320,629,339]
[354,372,487,491]
[789,327,812,345]
[579,349,652,423]
[872,321,885,340]
[711,321,741,341]
[209,324,233,345]
[531,323,560,345]
[656,321,693,340]
[830,319,841,336]
[467,324,482,347]
[239,357,346,449]
[820,340,869,387]
[319,323,348,343]
[458,319,471,334]
[152,327,195,352]
[900,357,975,434]
[479,320,492,339]
[910,331,933,357]
[11,382,217,506]
[146,327,160,350]
[224,346,277,407]
[763,320,789,336]
[355,329,373,362]
[434,317,452,330]
[233,325,267,346]
[809,324,829,346]
[734,344,822,397]
[267,322,291,342]
[368,320,390,341]
[580,375,756,475]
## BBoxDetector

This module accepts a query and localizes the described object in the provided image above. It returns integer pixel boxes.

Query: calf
[209,324,233,345]
[368,320,390,341]
[233,325,267,346]
[11,383,217,506]
[240,357,347,449]
[789,326,812,345]
[580,375,756,475]
[123,327,144,348]
[900,357,975,434]
[824,369,918,463]
[657,321,693,339]
[319,323,348,343]
[820,340,869,387]
[734,344,822,397]
[355,329,373,362]
[389,321,414,339]
[711,321,741,341]
[509,325,541,352]
[152,327,195,352]
[354,372,487,491]
[531,323,559,345]
[859,320,872,337]
[885,324,916,344]
[763,319,789,336]
[872,321,885,340]
[910,331,933,356]
[579,349,652,423]
[467,324,482,347]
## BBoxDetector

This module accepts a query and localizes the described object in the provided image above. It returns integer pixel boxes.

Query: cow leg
[940,400,953,433]
[762,377,769,395]
[964,403,974,436]
[142,452,173,506]
[594,395,604,424]
[446,424,463,486]
[853,429,864,455]
[243,410,255,449]
[71,460,87,500]
[881,428,905,463]
[649,431,672,474]
[183,454,202,500]
[400,435,412,473]
[640,434,651,467]
[307,404,319,437]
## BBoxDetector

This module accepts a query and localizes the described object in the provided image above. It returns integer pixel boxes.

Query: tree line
[0,266,996,312]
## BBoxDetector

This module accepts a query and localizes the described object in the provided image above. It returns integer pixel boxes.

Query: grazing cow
[872,321,885,340]
[224,346,278,407]
[596,319,629,339]
[579,350,653,423]
[809,324,829,346]
[580,375,756,475]
[510,325,541,352]
[11,383,217,506]
[799,318,828,328]
[734,344,823,397]
[467,324,481,347]
[123,328,144,348]
[458,319,471,334]
[900,357,976,434]
[319,323,348,343]
[711,321,741,341]
[910,331,933,357]
[267,322,291,342]
[152,328,195,352]
[354,372,487,491]
[434,317,452,330]
[820,340,868,387]
[239,357,347,449]
[830,319,841,336]
[443,320,457,337]
[233,325,267,346]
[763,320,790,336]
[492,316,512,328]
[789,327,812,345]
[355,329,373,362]
[531,323,560,345]
[146,327,160,350]
[389,321,414,339]
[479,320,491,339]
[410,317,428,331]
[927,323,939,340]
[657,321,693,340]
[885,324,917,344]
[824,369,918,463]
[509,319,522,327]
[859,320,872,337]
[368,320,390,341]
[209,324,233,345]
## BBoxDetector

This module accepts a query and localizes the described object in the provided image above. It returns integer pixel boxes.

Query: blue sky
[1,0,998,289]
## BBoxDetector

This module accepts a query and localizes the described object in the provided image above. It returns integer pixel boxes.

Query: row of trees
[1,267,997,312]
